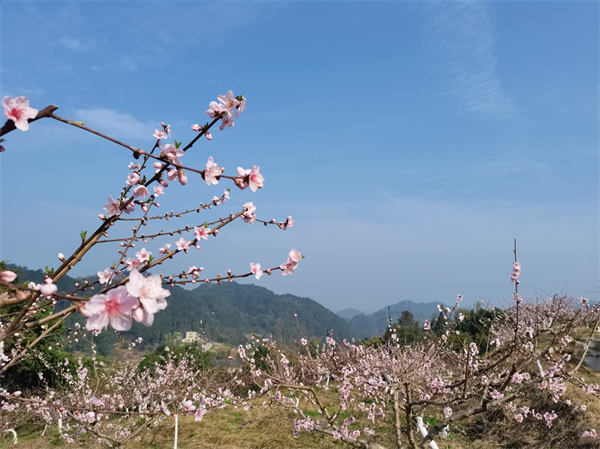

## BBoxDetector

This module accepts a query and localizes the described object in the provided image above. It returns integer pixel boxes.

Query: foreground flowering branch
[0,91,301,372]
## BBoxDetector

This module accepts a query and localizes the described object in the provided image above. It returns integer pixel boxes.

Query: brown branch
[0,105,58,137]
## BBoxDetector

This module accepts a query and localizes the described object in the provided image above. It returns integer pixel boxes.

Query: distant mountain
[348,300,444,340]
[336,308,364,321]
[6,265,354,353]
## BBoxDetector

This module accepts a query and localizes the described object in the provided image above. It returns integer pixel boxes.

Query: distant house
[181,331,201,343]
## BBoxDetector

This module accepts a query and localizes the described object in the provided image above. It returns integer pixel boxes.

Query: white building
[181,331,201,343]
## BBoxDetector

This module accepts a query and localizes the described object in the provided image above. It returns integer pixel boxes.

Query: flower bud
[58,253,66,262]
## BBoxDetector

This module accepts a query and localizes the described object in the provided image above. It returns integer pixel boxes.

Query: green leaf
[175,140,181,149]
[80,230,88,240]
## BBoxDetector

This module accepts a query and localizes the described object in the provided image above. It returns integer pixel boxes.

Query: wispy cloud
[73,108,155,140]
[57,36,89,51]
[477,158,552,177]
[425,1,517,119]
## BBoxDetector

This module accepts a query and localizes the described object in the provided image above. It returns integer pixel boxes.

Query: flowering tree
[238,258,600,449]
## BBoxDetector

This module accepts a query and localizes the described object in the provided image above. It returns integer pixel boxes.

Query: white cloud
[72,108,155,140]
[425,1,517,119]
[57,36,89,51]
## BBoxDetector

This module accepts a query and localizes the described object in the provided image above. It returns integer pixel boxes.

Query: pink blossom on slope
[194,407,207,422]
[3,96,38,131]
[84,286,139,331]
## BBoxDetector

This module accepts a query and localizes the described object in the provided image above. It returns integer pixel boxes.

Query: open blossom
[153,186,164,196]
[136,248,152,263]
[280,249,302,276]
[280,258,298,276]
[289,248,302,263]
[194,226,210,240]
[300,338,308,346]
[206,101,225,118]
[125,258,143,272]
[153,129,168,140]
[103,196,121,217]
[250,262,263,280]
[236,166,264,192]
[133,185,149,199]
[98,268,112,284]
[219,115,235,131]
[160,143,184,165]
[3,96,38,131]
[490,390,504,400]
[176,237,191,253]
[423,320,431,330]
[204,156,223,185]
[443,407,452,419]
[159,243,171,255]
[83,286,139,331]
[126,270,169,326]
[217,90,240,115]
[127,172,140,186]
[194,407,207,422]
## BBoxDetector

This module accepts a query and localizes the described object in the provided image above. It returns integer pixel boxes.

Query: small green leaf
[80,230,88,240]
[175,140,181,149]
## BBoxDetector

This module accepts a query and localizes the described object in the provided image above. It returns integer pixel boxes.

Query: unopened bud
[58,253,66,262]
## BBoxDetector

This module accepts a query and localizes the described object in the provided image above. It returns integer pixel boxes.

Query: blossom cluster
[82,269,170,330]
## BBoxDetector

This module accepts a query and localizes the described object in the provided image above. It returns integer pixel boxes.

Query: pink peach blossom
[103,196,121,217]
[204,157,222,185]
[3,96,38,131]
[250,263,263,280]
[84,286,138,331]
[194,226,210,240]
[126,269,169,320]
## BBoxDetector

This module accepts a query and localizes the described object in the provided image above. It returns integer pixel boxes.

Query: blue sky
[1,1,598,313]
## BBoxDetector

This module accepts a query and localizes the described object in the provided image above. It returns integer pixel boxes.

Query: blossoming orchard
[1,93,599,449]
